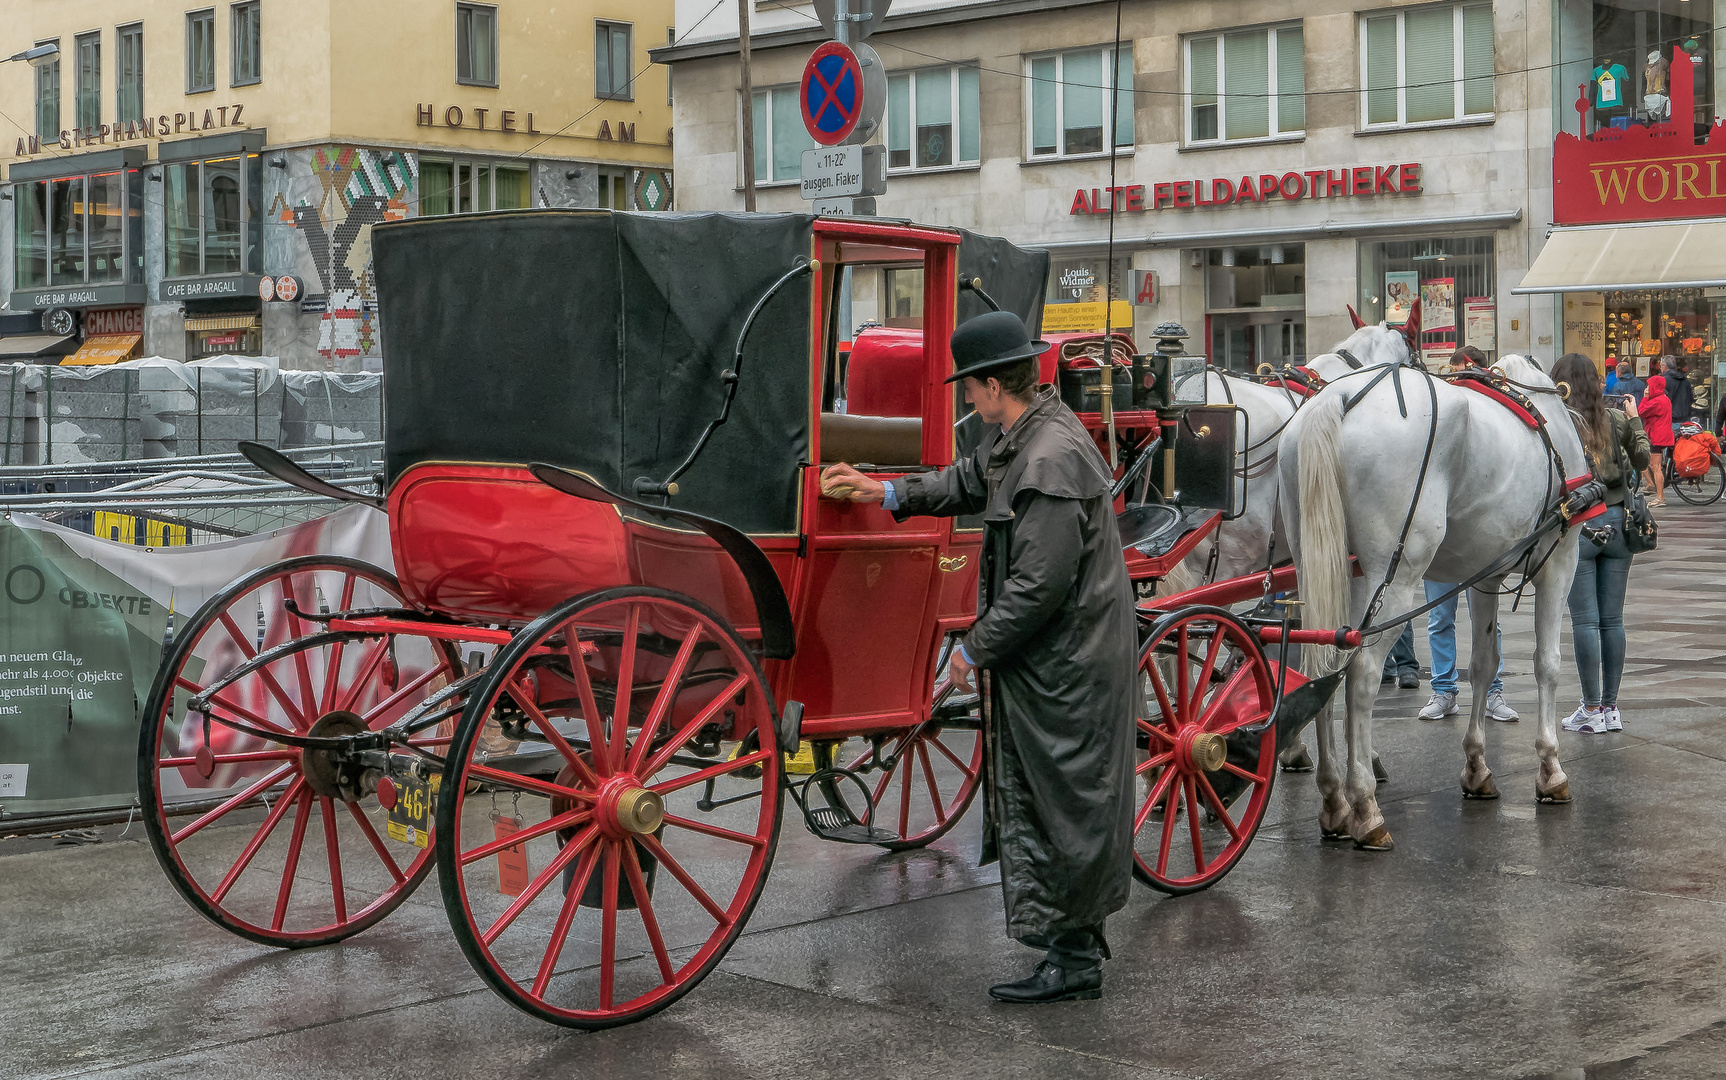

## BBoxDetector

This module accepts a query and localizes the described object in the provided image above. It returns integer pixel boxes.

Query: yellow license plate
[386,774,439,848]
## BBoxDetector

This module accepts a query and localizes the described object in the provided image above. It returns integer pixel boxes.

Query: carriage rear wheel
[436,586,781,1029]
[1132,606,1277,896]
[138,556,461,948]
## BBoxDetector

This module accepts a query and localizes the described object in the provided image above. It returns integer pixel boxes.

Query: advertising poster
[1561,293,1606,372]
[1384,271,1419,326]
[1421,278,1457,331]
[0,505,393,817]
[1464,297,1497,351]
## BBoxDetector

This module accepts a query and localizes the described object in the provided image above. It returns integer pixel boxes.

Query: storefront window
[419,159,532,215]
[1204,245,1307,370]
[1358,235,1496,365]
[1556,0,1716,135]
[11,163,145,293]
[161,153,263,278]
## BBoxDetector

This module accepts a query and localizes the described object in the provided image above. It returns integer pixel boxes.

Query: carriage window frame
[885,64,981,173]
[161,153,264,279]
[746,84,817,186]
[12,167,145,291]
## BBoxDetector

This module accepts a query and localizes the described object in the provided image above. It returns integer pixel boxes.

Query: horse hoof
[1354,825,1394,851]
[1280,746,1314,773]
[1373,756,1390,784]
[1538,781,1573,804]
[1320,827,1351,842]
[1461,775,1500,800]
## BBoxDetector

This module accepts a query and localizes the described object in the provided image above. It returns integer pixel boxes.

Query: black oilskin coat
[890,387,1136,938]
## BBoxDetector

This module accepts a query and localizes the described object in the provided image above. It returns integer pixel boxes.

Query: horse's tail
[1295,390,1350,676]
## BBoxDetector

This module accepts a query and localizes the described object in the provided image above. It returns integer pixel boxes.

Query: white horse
[1278,353,1583,848]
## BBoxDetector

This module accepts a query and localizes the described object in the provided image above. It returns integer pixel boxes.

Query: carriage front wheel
[436,586,782,1029]
[1133,606,1277,896]
[138,556,462,948]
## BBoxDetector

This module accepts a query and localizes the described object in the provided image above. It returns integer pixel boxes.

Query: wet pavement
[7,500,1726,1080]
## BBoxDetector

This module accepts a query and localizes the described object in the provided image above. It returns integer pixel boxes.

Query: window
[1027,45,1133,158]
[1357,236,1495,364]
[186,9,215,93]
[117,25,144,124]
[457,4,498,87]
[34,41,60,140]
[597,169,630,209]
[1187,25,1304,144]
[419,159,531,215]
[596,22,633,100]
[1361,2,1493,128]
[748,86,816,184]
[75,32,101,131]
[162,154,264,277]
[667,27,675,105]
[13,168,144,289]
[885,65,980,170]
[231,2,261,86]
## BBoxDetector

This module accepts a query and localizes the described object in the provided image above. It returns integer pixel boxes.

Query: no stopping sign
[801,41,875,146]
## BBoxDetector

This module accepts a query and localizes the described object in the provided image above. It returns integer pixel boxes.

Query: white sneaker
[1419,691,1459,721]
[1484,691,1519,723]
[1562,702,1608,733]
[1602,706,1623,732]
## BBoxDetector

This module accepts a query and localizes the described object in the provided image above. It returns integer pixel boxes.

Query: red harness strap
[1269,377,1314,399]
[1455,378,1541,429]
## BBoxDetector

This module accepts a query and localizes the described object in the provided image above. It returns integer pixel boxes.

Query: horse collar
[1335,348,1364,370]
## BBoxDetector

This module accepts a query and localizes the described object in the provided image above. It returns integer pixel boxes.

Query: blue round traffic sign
[801,41,866,146]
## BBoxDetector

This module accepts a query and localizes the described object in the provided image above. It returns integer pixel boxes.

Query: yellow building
[0,0,674,369]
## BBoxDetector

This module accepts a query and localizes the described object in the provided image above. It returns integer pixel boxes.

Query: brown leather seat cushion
[820,413,923,466]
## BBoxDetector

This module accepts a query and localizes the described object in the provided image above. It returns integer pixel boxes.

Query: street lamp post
[3,43,59,66]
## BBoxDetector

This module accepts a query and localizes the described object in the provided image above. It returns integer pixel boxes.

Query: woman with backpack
[1553,354,1650,735]
[1640,374,1674,507]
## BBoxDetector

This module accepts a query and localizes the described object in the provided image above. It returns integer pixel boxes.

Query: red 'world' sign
[1552,46,1726,225]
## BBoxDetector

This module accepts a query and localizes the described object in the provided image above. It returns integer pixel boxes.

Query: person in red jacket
[1641,374,1674,506]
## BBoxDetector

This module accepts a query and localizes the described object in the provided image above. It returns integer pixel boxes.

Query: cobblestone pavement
[6,501,1726,1080]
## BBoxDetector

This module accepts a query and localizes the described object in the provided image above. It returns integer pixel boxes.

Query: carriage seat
[819,412,923,467]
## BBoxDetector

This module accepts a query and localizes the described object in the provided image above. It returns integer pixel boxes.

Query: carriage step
[802,804,899,845]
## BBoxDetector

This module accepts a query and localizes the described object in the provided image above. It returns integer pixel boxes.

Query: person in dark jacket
[1615,362,1645,403]
[1664,357,1695,424]
[1553,353,1650,734]
[820,311,1136,1004]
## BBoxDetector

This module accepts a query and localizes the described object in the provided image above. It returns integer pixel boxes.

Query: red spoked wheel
[138,556,462,947]
[1132,606,1277,896]
[436,586,781,1029]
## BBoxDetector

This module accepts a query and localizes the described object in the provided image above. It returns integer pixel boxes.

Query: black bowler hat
[945,311,1049,384]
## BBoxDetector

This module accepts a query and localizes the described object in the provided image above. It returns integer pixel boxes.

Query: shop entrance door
[1208,312,1305,371]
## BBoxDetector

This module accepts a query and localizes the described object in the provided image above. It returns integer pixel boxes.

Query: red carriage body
[137,210,1305,1032]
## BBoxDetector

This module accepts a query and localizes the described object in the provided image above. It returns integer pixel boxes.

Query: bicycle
[1661,421,1726,505]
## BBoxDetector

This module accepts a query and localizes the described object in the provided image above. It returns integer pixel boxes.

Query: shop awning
[184,315,260,331]
[1515,221,1726,293]
[62,333,143,366]
[0,333,75,360]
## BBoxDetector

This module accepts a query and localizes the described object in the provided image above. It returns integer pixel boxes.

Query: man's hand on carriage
[948,643,977,694]
[820,463,888,503]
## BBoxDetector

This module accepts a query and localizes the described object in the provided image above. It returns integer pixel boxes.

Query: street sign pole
[804,0,891,216]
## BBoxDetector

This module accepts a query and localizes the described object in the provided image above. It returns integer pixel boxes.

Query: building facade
[1,0,675,369]
[659,0,1557,365]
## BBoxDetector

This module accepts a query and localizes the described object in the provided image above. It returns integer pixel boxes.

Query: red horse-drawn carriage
[137,211,1350,1028]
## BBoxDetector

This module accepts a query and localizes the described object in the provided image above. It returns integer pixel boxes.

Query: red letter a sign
[1135,273,1155,304]
[1071,188,1092,215]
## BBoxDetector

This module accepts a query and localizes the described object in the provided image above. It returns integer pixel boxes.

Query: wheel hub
[300,711,373,801]
[1180,730,1228,772]
[595,776,665,837]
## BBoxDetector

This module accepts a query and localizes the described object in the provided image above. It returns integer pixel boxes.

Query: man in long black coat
[821,311,1136,1003]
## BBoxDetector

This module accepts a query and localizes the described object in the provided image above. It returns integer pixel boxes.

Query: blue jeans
[1382,623,1419,677]
[1569,506,1634,707]
[1426,581,1504,696]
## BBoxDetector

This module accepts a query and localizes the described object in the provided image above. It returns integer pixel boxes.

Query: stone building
[657,0,1557,364]
[1,0,675,370]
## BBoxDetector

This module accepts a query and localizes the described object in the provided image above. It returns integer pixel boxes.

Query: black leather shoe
[988,961,1102,1003]
[1398,672,1419,690]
